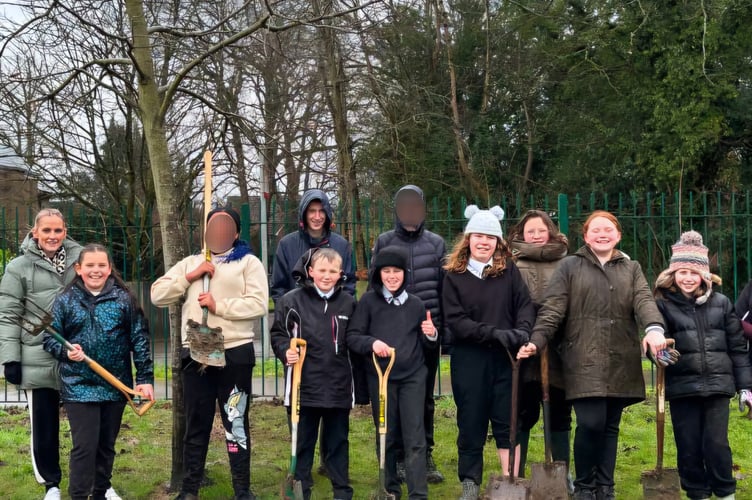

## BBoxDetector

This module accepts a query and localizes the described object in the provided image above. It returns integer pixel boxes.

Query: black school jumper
[442,262,535,485]
[348,290,436,500]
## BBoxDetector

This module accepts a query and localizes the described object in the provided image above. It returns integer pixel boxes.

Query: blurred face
[308,257,342,293]
[584,216,621,258]
[75,251,112,293]
[305,201,327,237]
[675,269,702,297]
[523,217,550,245]
[395,193,425,230]
[468,233,498,262]
[380,266,404,293]
[32,215,66,258]
[206,214,238,254]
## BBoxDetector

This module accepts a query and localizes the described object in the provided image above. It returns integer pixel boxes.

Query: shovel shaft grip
[373,349,396,434]
[289,339,307,425]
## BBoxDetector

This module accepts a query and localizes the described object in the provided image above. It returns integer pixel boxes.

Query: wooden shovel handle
[373,349,396,434]
[289,338,307,425]
[85,357,155,416]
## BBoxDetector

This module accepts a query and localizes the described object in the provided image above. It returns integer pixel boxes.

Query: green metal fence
[2,191,751,401]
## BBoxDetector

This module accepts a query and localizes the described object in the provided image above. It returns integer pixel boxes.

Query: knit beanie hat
[656,230,721,304]
[464,205,505,240]
[207,207,241,233]
[371,246,409,296]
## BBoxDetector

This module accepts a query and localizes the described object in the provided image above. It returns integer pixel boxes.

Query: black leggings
[571,397,628,490]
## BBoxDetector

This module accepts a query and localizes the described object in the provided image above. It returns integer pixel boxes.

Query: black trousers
[64,401,126,500]
[451,345,512,485]
[28,388,62,488]
[518,381,573,433]
[670,396,735,499]
[571,397,628,490]
[180,344,254,496]
[368,365,428,499]
[394,346,439,462]
[293,406,352,499]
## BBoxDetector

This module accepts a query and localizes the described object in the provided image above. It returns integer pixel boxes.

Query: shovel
[373,349,396,500]
[485,351,530,500]
[185,149,225,368]
[282,338,307,500]
[641,340,681,499]
[529,346,569,500]
[12,300,156,417]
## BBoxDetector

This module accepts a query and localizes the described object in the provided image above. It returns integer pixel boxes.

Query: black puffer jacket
[270,250,357,409]
[371,185,446,330]
[656,288,752,400]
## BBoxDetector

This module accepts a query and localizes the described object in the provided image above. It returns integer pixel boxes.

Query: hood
[510,239,568,263]
[393,184,426,237]
[291,247,346,291]
[20,232,76,259]
[297,189,333,234]
[370,246,408,296]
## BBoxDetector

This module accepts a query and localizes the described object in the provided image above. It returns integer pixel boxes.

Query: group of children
[6,202,752,500]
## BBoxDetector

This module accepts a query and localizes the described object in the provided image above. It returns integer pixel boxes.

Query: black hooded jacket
[347,247,438,382]
[270,250,357,409]
[271,189,355,302]
[371,185,446,329]
[656,288,752,400]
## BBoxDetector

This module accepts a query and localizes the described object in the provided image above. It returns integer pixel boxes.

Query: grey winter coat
[529,245,665,402]
[0,234,82,389]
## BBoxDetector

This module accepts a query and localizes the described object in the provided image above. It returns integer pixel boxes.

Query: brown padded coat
[529,245,665,402]
[511,239,568,388]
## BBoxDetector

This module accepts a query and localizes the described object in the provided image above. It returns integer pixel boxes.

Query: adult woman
[0,209,105,499]
[517,210,667,500]
[508,210,571,487]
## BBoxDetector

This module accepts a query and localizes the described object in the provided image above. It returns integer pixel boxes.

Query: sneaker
[43,487,61,500]
[459,479,479,500]
[234,491,256,500]
[396,460,407,484]
[426,452,444,484]
[105,487,122,500]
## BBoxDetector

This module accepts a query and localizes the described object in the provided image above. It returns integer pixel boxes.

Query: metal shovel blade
[484,473,530,500]
[185,318,225,367]
[641,469,681,499]
[529,461,569,500]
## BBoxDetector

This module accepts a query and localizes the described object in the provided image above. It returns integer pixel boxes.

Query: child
[348,246,438,500]
[270,248,357,500]
[442,205,535,500]
[654,231,752,500]
[507,209,571,485]
[151,207,268,500]
[42,244,154,500]
[518,210,667,500]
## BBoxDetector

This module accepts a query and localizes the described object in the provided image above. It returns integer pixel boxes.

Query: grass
[1,394,751,499]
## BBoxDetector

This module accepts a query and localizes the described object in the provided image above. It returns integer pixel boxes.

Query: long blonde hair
[443,233,510,277]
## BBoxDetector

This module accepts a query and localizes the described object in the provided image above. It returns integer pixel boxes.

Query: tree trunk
[124,0,190,489]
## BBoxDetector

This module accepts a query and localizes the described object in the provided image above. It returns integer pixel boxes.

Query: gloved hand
[739,389,752,413]
[655,347,681,367]
[492,329,529,352]
[3,362,21,385]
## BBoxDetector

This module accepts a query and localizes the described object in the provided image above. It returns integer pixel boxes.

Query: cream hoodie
[151,251,269,349]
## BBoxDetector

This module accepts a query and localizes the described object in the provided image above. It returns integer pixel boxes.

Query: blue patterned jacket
[43,277,154,403]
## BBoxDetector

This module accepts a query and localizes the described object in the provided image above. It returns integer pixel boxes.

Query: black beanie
[373,246,408,272]
[207,207,241,233]
[371,246,409,296]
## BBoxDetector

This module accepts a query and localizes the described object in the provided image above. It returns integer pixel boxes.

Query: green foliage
[0,248,14,280]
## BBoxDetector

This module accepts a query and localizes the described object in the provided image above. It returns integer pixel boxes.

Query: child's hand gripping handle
[289,338,307,425]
